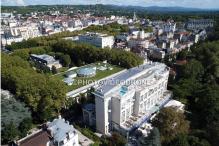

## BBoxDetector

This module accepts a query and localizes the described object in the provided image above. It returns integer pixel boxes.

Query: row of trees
[1,54,67,122]
[52,40,143,68]
[8,39,142,69]
[84,22,129,36]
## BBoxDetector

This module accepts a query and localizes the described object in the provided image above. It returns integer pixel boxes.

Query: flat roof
[95,62,167,96]
[80,32,111,37]
[31,54,56,63]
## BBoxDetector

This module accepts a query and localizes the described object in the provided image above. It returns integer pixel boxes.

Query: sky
[1,0,219,9]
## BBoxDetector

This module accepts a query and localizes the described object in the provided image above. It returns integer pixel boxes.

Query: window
[140,104,143,110]
[140,95,144,101]
[121,104,125,110]
[131,105,134,114]
[121,111,126,123]
[126,109,130,119]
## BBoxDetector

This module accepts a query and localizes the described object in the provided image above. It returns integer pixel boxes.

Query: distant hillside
[114,5,219,12]
[1,4,219,14]
[139,6,208,12]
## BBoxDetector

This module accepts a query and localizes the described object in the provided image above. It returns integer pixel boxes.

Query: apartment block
[93,62,171,136]
[79,32,114,48]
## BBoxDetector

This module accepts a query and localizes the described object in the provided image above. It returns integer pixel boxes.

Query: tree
[1,122,19,144]
[182,59,204,79]
[12,49,30,60]
[177,49,189,60]
[150,128,161,146]
[1,54,67,123]
[140,127,161,146]
[18,118,33,137]
[152,107,190,144]
[52,66,58,74]
[60,54,71,67]
[169,134,189,146]
[188,85,219,128]
[188,136,211,146]
[36,96,54,122]
[52,40,143,68]
[207,121,219,146]
[110,132,127,146]
[144,26,153,33]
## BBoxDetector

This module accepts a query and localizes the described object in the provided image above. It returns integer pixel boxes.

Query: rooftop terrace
[95,62,168,96]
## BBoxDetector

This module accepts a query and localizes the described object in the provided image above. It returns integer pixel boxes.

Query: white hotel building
[78,32,114,48]
[93,62,171,136]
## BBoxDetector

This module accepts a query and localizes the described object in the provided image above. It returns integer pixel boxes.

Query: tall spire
[133,12,137,21]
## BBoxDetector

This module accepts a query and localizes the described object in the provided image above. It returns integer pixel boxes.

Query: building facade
[79,32,114,48]
[186,19,214,30]
[93,62,171,135]
[82,104,96,126]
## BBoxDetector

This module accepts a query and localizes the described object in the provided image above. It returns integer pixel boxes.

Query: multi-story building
[93,62,171,136]
[1,36,23,46]
[163,22,176,32]
[116,33,130,42]
[17,116,79,146]
[79,32,114,48]
[149,49,166,60]
[128,38,149,49]
[30,54,62,70]
[47,116,79,146]
[128,30,150,49]
[10,24,41,40]
[186,19,214,30]
[82,19,100,27]
[68,19,83,28]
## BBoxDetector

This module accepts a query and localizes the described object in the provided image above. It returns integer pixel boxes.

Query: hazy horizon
[2,0,219,9]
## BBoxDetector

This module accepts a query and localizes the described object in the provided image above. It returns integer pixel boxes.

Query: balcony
[120,90,172,132]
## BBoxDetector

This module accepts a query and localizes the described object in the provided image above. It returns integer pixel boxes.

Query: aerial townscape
[1,1,219,146]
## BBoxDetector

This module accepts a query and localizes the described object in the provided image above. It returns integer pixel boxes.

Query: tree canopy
[1,53,67,122]
[152,107,190,144]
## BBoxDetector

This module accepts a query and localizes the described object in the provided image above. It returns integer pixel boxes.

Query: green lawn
[53,62,124,92]
[57,67,69,73]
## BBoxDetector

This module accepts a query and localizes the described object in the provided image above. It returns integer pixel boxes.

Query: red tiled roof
[19,130,50,146]
[176,60,187,65]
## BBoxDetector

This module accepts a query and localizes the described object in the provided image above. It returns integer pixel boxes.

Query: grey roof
[96,62,166,96]
[77,67,96,76]
[47,117,76,143]
[31,54,56,64]
[83,103,95,111]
